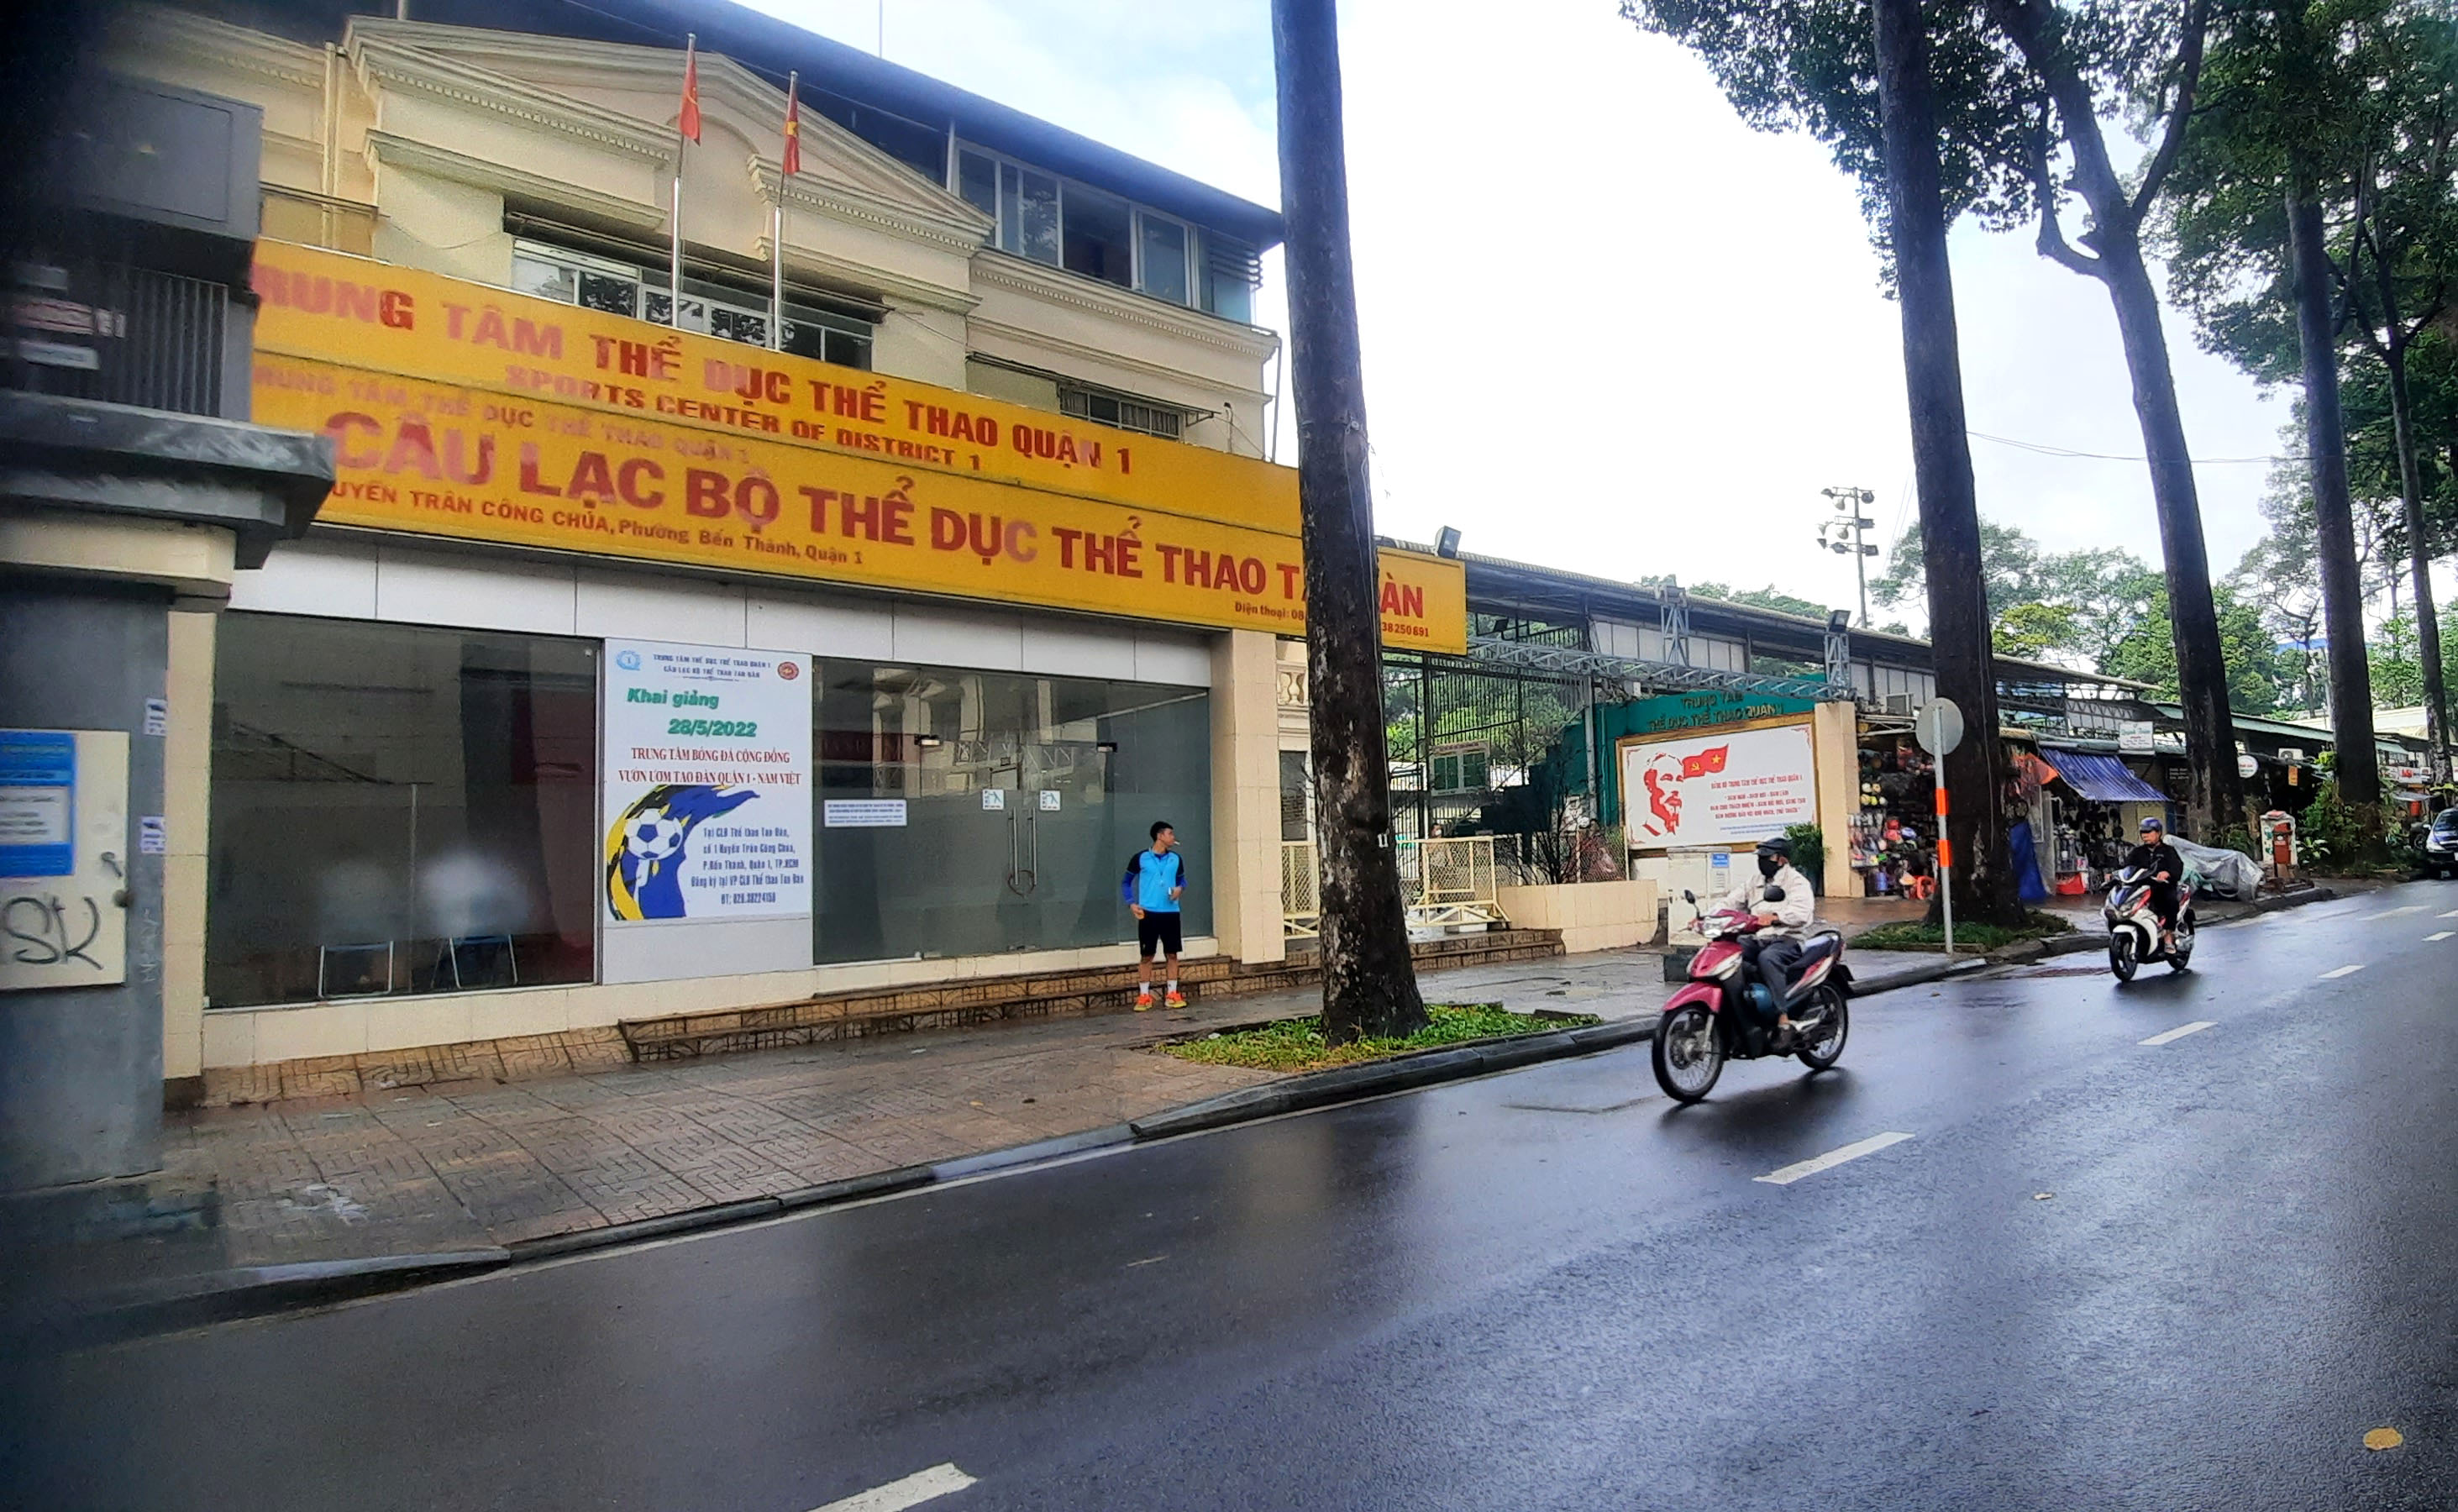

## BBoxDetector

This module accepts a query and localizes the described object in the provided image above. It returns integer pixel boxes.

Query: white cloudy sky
[756,0,2303,620]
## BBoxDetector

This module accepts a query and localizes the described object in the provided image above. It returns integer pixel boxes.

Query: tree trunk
[2098,240,2244,838]
[1271,0,1426,1043]
[2384,342,2450,783]
[1987,0,2243,840]
[2285,186,2382,811]
[1872,0,2024,927]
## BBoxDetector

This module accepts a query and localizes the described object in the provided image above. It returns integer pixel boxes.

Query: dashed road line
[1756,1131,1914,1187]
[2140,1021,2217,1047]
[2376,906,2429,917]
[810,1464,978,1512]
[2442,910,2458,919]
[2427,931,2455,942]
[2319,964,2366,979]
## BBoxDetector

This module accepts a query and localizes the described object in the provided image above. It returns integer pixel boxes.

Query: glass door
[814,662,1211,965]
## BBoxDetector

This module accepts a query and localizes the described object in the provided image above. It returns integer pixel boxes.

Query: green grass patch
[1158,1003,1599,1074]
[1851,910,2078,952]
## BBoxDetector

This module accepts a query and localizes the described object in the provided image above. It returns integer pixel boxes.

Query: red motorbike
[1652,887,1852,1104]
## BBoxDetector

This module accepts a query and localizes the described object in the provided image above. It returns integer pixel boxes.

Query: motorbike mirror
[1683,890,1695,904]
[1762,885,1786,902]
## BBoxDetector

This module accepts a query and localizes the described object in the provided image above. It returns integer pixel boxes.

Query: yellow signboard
[255,354,1468,653]
[249,239,1298,535]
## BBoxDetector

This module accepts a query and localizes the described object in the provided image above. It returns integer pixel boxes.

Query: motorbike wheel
[2109,933,2139,983]
[2168,930,2193,972]
[1652,1004,1725,1103]
[1795,986,1849,1072]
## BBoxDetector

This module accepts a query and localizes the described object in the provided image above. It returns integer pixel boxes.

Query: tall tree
[2340,10,2458,780]
[1271,0,1427,1042]
[1874,0,2025,925]
[2165,1,2428,813]
[1984,0,2245,837]
[2279,0,2383,811]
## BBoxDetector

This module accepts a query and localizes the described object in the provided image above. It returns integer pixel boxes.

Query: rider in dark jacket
[2122,816,2185,948]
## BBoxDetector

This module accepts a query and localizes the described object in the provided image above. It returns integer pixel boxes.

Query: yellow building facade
[96,6,1463,1098]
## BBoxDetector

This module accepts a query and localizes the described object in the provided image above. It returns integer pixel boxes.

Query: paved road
[8,883,2458,1510]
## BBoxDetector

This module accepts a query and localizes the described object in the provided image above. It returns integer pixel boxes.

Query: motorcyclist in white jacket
[1715,836,1817,1039]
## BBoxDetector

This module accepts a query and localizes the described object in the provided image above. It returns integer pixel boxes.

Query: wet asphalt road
[8,883,2458,1511]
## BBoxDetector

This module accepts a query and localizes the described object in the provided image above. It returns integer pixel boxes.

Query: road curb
[8,1247,514,1352]
[1129,1018,1653,1142]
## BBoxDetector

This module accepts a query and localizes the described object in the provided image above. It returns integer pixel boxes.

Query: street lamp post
[1819,486,1880,626]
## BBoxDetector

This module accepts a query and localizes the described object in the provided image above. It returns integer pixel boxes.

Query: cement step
[617,928,1567,1063]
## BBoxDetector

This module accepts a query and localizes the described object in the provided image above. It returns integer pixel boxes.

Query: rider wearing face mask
[1715,836,1818,1039]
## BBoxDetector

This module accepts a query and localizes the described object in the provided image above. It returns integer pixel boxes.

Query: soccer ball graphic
[622,812,686,862]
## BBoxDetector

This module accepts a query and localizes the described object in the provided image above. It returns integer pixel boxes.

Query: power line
[1967,429,2303,465]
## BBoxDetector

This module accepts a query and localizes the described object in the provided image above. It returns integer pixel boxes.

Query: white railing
[1281,835,1509,937]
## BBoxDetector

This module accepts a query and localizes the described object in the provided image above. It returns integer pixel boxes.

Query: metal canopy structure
[1464,633,1851,703]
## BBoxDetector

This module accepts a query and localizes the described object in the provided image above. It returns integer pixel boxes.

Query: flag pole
[772,70,796,353]
[671,32,696,329]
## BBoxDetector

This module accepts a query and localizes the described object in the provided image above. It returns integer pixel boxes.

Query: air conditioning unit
[1883,693,1915,716]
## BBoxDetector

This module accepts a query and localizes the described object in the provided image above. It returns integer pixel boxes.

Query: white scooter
[2103,865,2196,982]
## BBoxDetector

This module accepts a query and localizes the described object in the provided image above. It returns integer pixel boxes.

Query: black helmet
[1756,836,1793,858]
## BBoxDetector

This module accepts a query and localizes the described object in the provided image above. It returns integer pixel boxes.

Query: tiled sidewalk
[15,949,1678,1301]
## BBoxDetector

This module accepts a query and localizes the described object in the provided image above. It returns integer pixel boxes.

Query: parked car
[2423,807,2458,881]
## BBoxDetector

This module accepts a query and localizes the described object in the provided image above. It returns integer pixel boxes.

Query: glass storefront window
[814,664,1211,963]
[205,614,599,1007]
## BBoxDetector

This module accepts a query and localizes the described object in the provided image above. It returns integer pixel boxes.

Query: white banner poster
[601,640,811,925]
[1623,722,1818,848]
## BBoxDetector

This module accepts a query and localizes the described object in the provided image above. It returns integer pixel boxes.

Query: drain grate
[2016,965,2109,978]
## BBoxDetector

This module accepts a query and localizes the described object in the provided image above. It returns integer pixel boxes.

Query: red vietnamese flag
[1678,745,1731,780]
[679,37,702,143]
[781,72,801,176]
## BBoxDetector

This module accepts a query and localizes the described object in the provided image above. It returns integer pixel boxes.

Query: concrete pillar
[159,604,218,1105]
[1813,700,1864,899]
[0,579,170,1187]
[1208,629,1285,963]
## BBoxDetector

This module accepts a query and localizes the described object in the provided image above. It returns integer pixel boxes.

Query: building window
[954,144,1245,318]
[1058,385,1184,439]
[1138,213,1190,307]
[813,663,1211,963]
[510,239,874,370]
[204,614,600,1009]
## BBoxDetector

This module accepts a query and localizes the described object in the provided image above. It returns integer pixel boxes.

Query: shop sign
[255,354,1468,653]
[249,239,1296,536]
[600,640,811,927]
[2118,722,2156,754]
[1620,722,1818,848]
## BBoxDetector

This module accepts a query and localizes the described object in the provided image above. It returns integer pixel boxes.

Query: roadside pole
[1916,697,1964,957]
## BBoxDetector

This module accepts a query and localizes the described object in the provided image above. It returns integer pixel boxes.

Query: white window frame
[951,141,1198,309]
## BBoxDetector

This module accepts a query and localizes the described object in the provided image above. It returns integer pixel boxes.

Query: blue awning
[2043,749,2167,804]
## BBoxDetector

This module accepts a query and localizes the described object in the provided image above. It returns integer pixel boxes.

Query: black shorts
[1137,911,1183,955]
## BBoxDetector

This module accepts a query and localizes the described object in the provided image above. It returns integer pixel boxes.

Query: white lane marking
[2428,932,2455,942]
[2140,1020,2217,1047]
[810,1464,978,1512]
[2319,964,2366,979]
[2441,911,2458,919]
[2376,906,2429,917]
[1756,1131,1914,1186]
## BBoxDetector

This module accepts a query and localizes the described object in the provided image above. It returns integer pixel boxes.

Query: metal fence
[1281,836,1508,938]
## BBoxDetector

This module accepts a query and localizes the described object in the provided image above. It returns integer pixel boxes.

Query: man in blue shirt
[1123,820,1186,1009]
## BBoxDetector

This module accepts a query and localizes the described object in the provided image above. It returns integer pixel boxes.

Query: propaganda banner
[1620,723,1818,848]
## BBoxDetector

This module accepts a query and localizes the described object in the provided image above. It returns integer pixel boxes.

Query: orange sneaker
[1165,989,1186,1008]
[1135,990,1153,1011]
